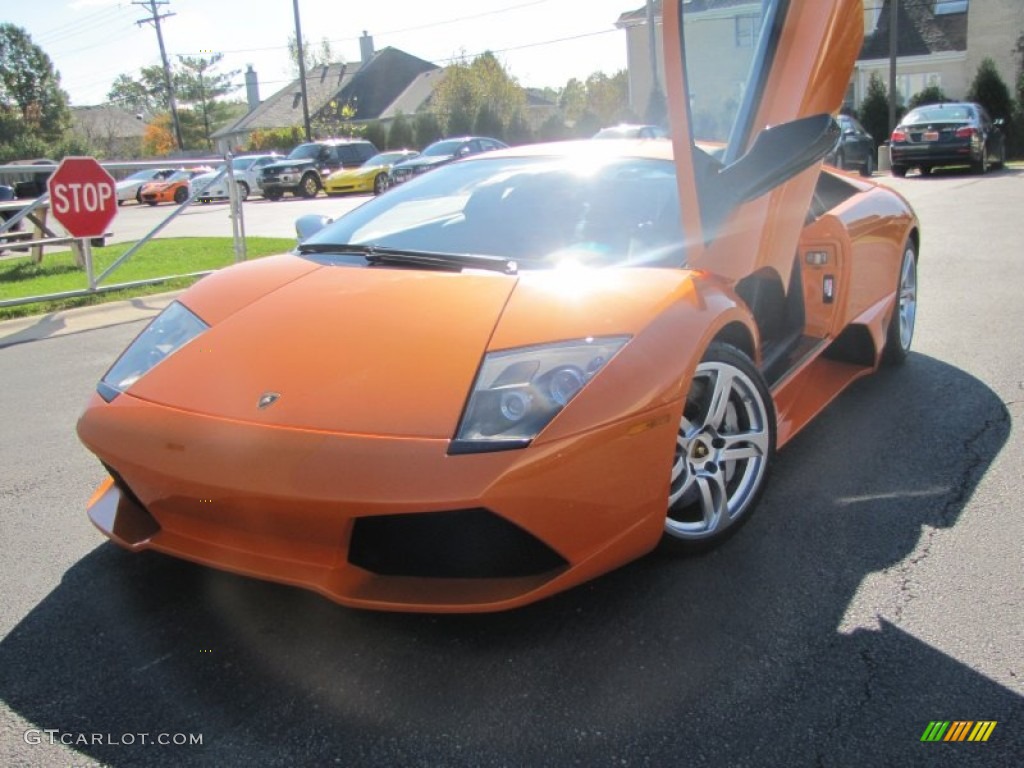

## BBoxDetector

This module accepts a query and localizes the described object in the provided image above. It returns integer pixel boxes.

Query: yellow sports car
[323,150,418,196]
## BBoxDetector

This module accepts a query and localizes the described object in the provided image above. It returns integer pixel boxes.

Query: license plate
[924,131,939,141]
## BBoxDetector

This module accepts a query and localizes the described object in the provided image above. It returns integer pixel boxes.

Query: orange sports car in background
[78,0,919,612]
[139,167,211,205]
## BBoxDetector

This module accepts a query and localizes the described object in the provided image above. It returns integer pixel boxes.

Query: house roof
[213,47,440,138]
[377,68,446,121]
[339,47,439,120]
[860,0,968,60]
[212,61,360,138]
[71,105,146,139]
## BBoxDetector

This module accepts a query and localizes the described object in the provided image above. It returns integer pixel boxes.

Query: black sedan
[389,137,508,184]
[825,115,875,177]
[889,102,1006,177]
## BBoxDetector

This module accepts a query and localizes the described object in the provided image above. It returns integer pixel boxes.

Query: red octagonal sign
[47,156,118,239]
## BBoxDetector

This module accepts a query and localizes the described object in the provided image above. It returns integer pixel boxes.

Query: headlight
[97,301,208,401]
[451,336,630,454]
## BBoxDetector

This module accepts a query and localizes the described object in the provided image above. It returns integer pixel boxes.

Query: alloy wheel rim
[899,248,917,350]
[666,362,770,539]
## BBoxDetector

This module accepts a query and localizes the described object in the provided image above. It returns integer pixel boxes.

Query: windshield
[287,144,322,161]
[364,152,411,166]
[302,155,684,269]
[166,171,191,182]
[422,140,464,157]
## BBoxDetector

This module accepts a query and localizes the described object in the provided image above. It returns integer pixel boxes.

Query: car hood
[262,158,315,173]
[124,256,702,439]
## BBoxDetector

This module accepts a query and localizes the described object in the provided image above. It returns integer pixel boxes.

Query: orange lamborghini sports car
[78,0,919,613]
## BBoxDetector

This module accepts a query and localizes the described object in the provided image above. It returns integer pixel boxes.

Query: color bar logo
[920,721,997,742]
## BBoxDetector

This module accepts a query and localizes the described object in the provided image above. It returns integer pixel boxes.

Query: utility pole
[292,0,312,142]
[133,0,184,151]
[888,0,899,134]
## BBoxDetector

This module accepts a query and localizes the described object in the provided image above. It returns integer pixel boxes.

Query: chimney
[245,65,260,111]
[359,31,375,65]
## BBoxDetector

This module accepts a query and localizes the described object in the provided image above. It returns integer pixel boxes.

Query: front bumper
[78,393,674,612]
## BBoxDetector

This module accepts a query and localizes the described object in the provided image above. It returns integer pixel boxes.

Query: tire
[834,151,846,171]
[919,165,932,176]
[373,172,389,195]
[299,174,320,199]
[859,151,874,178]
[993,141,1006,170]
[173,187,188,204]
[135,189,143,204]
[882,240,918,365]
[971,151,988,175]
[891,165,907,178]
[264,188,283,201]
[146,200,158,206]
[660,343,776,553]
[236,181,250,201]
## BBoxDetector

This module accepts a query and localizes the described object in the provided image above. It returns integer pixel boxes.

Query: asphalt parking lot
[0,166,1021,767]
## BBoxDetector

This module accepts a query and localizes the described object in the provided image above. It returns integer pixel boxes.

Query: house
[211,36,441,154]
[617,1,1023,118]
[69,105,146,159]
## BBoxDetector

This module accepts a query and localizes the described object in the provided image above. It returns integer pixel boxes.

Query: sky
[3,0,639,108]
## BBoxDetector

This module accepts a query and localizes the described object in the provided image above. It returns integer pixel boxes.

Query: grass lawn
[0,236,295,320]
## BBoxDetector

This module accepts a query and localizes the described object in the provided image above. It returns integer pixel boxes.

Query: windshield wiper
[297,243,517,275]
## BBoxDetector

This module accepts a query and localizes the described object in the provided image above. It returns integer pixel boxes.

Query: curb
[0,290,182,349]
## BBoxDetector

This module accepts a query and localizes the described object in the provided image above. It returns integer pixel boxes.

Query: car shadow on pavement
[0,354,1020,767]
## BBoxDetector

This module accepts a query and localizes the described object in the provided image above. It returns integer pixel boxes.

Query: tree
[506,111,533,145]
[432,51,526,137]
[311,99,360,139]
[0,23,71,148]
[473,104,504,140]
[288,34,337,77]
[387,113,413,149]
[858,73,893,147]
[107,66,168,116]
[584,71,631,126]
[413,112,443,148]
[142,114,177,155]
[907,85,950,109]
[175,54,239,149]
[967,57,1013,123]
[363,120,387,151]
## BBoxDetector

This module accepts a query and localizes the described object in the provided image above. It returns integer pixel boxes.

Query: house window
[735,14,759,48]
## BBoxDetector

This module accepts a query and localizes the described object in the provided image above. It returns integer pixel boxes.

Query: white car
[195,154,282,202]
[116,168,175,205]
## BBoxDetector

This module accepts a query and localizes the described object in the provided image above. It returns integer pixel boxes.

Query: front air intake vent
[348,508,568,579]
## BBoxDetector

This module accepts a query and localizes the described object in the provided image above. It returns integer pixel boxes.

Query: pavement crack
[890,407,1009,624]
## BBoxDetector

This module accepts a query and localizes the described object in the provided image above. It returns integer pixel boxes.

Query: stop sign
[47,156,117,239]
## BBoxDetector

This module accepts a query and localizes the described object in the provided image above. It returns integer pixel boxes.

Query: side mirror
[295,214,333,243]
[703,113,840,234]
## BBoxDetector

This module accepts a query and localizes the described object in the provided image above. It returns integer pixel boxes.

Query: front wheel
[299,174,320,199]
[373,172,389,195]
[661,343,776,553]
[882,240,918,365]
